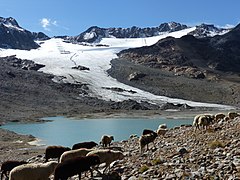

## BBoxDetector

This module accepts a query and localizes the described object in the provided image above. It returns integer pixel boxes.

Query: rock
[72,65,90,71]
[128,72,146,81]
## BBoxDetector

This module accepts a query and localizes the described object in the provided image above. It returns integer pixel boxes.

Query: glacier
[0,27,234,110]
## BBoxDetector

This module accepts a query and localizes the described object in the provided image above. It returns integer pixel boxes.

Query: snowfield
[0,27,234,109]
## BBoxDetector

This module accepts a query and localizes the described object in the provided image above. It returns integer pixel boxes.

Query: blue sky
[1,0,239,37]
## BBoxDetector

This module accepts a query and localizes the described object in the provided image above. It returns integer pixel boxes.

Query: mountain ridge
[0,17,49,50]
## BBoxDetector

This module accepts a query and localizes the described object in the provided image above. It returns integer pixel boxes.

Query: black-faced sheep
[215,113,226,122]
[100,135,114,147]
[72,141,98,150]
[53,155,100,180]
[45,145,71,162]
[1,160,27,180]
[9,161,58,180]
[86,149,124,173]
[228,112,239,119]
[139,132,158,153]
[60,148,94,162]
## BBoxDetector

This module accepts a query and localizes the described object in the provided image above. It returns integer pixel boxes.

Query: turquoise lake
[1,116,192,147]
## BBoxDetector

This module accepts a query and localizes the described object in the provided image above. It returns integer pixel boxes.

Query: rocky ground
[108,58,240,107]
[1,116,239,179]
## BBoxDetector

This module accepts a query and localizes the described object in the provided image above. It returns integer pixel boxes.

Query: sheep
[45,145,71,162]
[193,114,201,130]
[228,112,239,119]
[142,129,156,135]
[198,115,214,129]
[54,155,100,180]
[139,132,158,153]
[60,148,94,162]
[193,114,214,130]
[157,128,168,136]
[1,160,27,180]
[72,141,98,150]
[100,135,114,147]
[9,161,58,180]
[215,113,226,122]
[158,123,167,129]
[86,149,124,173]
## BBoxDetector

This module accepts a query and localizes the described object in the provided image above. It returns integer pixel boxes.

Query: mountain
[0,17,46,50]
[188,23,229,38]
[69,22,188,43]
[118,23,240,77]
[32,32,50,41]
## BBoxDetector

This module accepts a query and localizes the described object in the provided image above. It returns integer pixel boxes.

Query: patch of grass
[209,140,225,149]
[139,164,149,173]
[152,158,163,165]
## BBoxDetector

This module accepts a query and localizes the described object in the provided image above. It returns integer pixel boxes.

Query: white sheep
[158,123,167,129]
[60,148,94,162]
[157,128,168,136]
[86,149,124,173]
[9,161,58,180]
[193,114,201,130]
[198,115,214,129]
[100,135,114,147]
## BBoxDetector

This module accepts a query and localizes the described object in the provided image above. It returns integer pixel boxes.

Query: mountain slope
[0,17,48,50]
[118,23,240,74]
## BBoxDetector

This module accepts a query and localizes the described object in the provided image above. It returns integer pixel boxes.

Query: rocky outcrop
[1,55,45,71]
[68,22,188,43]
[0,17,39,50]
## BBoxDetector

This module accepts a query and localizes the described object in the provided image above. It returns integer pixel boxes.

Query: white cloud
[40,18,58,31]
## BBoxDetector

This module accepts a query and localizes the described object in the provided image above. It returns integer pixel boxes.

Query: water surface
[1,116,192,147]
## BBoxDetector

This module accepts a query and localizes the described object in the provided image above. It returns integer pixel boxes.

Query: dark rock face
[69,22,188,43]
[32,32,50,41]
[118,23,240,75]
[0,17,39,50]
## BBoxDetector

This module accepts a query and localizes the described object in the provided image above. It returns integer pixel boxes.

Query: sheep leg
[78,172,82,180]
[103,164,110,174]
[0,171,5,180]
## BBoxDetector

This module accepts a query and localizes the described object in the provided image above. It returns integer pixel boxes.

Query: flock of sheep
[1,111,239,180]
[192,111,239,130]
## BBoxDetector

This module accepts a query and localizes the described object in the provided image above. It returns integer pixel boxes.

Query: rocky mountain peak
[69,22,188,43]
[0,17,19,27]
[0,16,41,50]
[188,23,229,38]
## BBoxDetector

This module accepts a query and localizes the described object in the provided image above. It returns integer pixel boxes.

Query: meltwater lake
[1,116,193,147]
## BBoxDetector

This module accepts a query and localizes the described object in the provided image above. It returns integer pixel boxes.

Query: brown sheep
[54,155,100,180]
[45,145,71,162]
[72,141,98,150]
[100,135,114,147]
[139,132,158,153]
[1,160,27,180]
